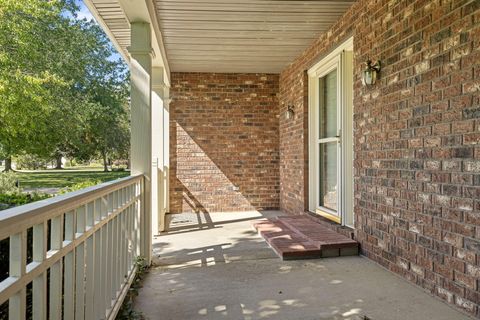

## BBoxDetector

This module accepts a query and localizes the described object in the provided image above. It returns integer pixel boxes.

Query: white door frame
[308,37,354,227]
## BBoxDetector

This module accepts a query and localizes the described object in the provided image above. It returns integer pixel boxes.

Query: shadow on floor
[140,211,470,320]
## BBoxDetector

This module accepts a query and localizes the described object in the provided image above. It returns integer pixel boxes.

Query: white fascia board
[83,0,130,65]
[83,0,170,86]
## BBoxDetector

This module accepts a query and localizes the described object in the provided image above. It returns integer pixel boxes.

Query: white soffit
[85,0,356,75]
[155,0,355,74]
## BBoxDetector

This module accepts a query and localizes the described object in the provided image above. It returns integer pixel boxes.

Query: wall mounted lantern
[362,60,381,86]
[285,105,295,120]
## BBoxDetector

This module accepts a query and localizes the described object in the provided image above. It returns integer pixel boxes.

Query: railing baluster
[101,232,108,316]
[112,216,118,299]
[117,214,123,290]
[32,222,47,320]
[122,207,130,278]
[75,206,86,319]
[108,193,113,215]
[130,204,135,266]
[9,231,27,320]
[100,196,108,318]
[94,198,101,222]
[113,191,118,212]
[85,234,95,319]
[121,210,126,282]
[134,193,139,258]
[93,228,103,319]
[87,202,94,229]
[49,215,63,320]
[90,200,100,319]
[106,220,113,309]
[64,210,75,320]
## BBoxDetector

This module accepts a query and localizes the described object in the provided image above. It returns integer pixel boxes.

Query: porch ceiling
[155,0,355,73]
[85,0,355,75]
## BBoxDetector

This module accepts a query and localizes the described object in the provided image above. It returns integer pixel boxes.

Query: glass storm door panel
[318,69,340,217]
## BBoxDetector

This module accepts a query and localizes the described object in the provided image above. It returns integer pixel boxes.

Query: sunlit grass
[16,169,130,189]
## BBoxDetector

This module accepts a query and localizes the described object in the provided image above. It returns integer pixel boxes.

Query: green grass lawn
[17,169,130,189]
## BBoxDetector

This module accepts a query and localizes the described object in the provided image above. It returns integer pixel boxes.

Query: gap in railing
[26,227,33,266]
[26,281,32,319]
[0,238,9,283]
[46,268,51,320]
[0,299,7,319]
[46,219,52,252]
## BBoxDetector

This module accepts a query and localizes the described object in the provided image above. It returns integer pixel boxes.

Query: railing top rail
[0,174,143,240]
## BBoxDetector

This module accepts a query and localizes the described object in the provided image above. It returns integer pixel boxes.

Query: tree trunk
[102,151,109,172]
[55,154,63,169]
[3,157,12,172]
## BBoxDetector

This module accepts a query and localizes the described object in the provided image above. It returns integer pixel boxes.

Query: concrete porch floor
[135,211,471,320]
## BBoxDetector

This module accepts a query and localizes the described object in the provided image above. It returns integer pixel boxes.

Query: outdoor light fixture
[362,60,381,86]
[285,105,295,120]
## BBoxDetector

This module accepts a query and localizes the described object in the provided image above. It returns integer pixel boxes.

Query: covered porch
[0,0,478,319]
[61,0,480,318]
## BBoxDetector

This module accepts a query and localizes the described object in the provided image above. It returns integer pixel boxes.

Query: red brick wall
[279,0,480,316]
[170,73,280,213]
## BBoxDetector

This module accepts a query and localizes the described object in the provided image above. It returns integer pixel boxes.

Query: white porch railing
[0,174,145,320]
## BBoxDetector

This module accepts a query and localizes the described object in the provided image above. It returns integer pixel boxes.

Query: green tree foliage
[0,0,130,171]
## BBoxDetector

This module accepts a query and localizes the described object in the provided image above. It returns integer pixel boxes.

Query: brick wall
[279,0,480,316]
[170,73,280,214]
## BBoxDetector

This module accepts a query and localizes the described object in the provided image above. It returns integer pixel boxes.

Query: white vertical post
[128,22,153,265]
[75,205,86,319]
[152,67,163,235]
[85,234,95,319]
[50,215,63,320]
[152,68,170,233]
[106,221,113,308]
[64,210,75,320]
[163,88,170,220]
[32,222,47,320]
[112,216,119,298]
[9,231,26,320]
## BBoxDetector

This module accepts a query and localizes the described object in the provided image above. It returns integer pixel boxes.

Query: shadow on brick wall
[170,122,256,213]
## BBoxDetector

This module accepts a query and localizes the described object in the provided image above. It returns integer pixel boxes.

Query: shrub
[0,172,21,194]
[0,193,51,208]
[59,179,102,194]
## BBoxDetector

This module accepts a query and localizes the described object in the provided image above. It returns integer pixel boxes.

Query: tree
[0,0,130,171]
[82,100,130,172]
[0,0,83,170]
[70,22,130,172]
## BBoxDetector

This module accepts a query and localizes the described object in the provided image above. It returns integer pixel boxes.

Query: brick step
[253,216,359,260]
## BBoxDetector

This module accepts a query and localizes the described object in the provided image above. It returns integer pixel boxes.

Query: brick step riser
[253,217,359,260]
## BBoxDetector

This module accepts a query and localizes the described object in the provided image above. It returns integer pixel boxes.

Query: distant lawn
[17,169,130,189]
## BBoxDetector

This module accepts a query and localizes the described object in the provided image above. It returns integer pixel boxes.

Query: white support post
[129,21,153,265]
[152,67,169,233]
[163,88,170,218]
